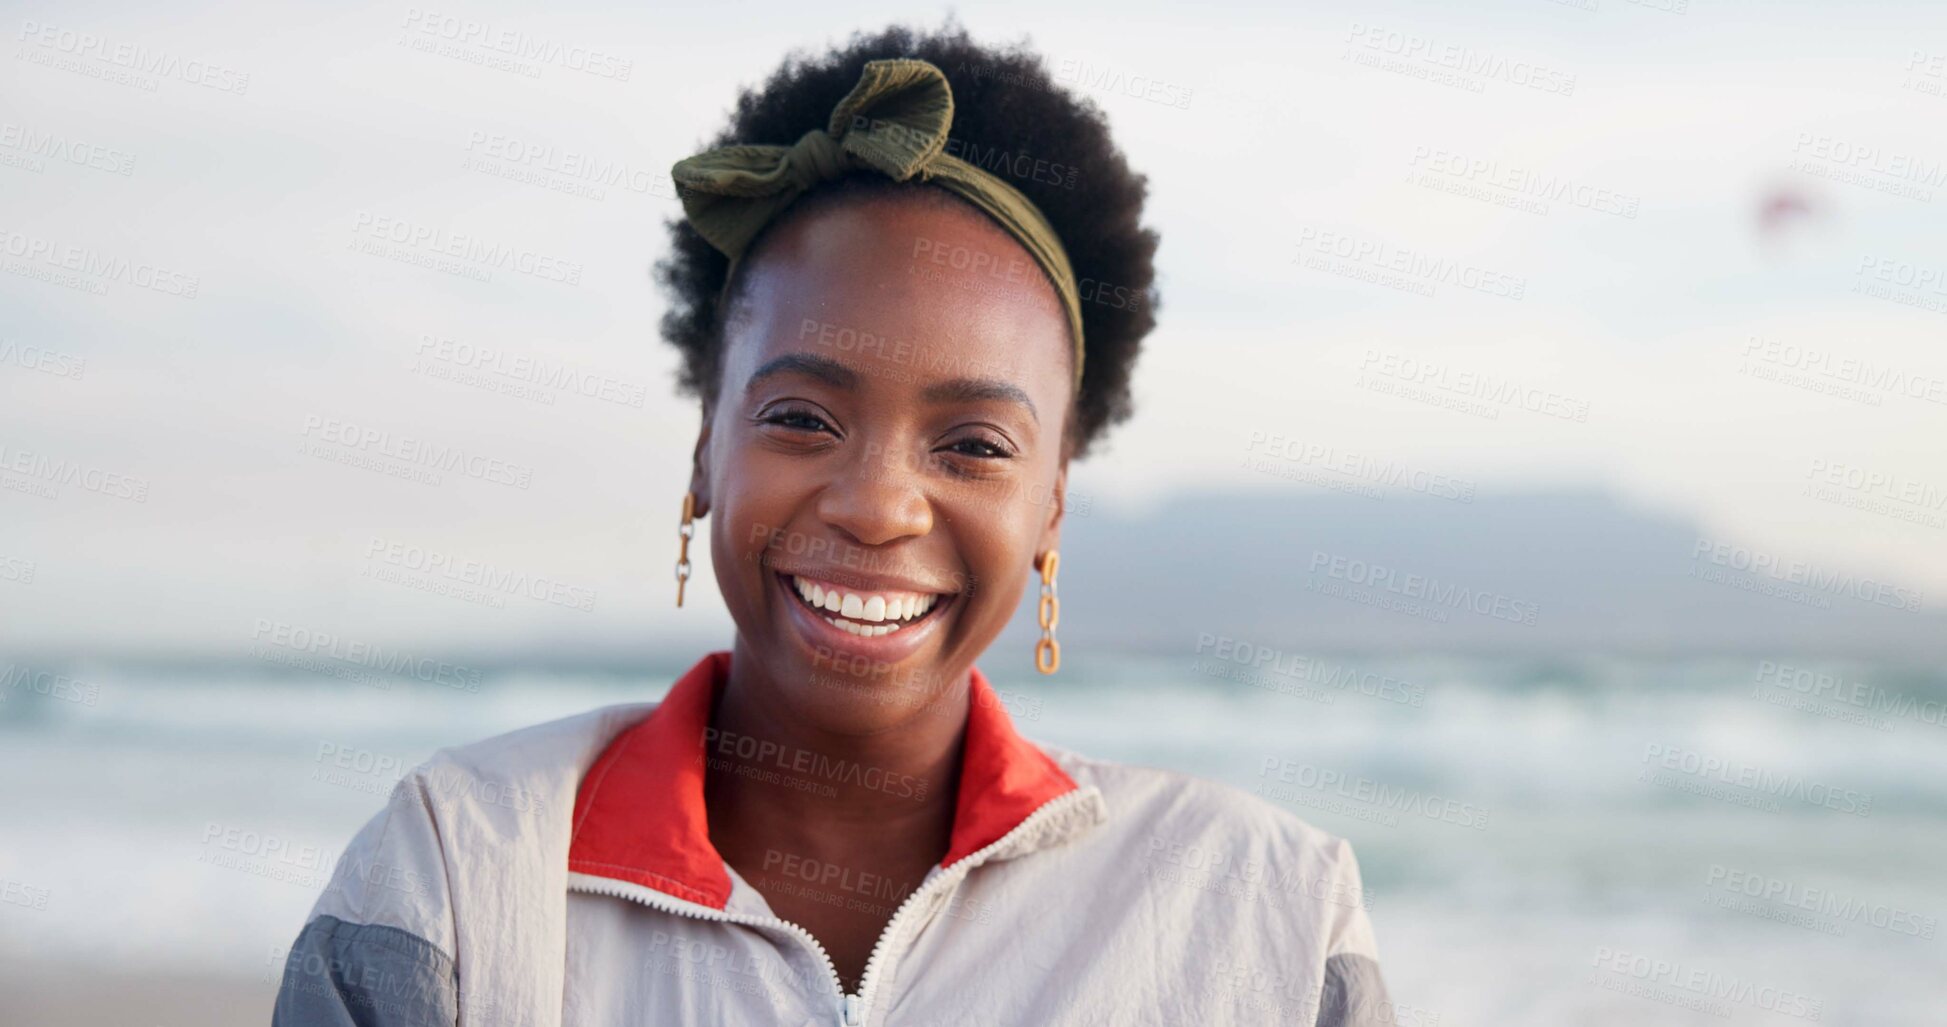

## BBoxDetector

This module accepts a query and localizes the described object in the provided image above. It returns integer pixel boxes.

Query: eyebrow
[922,376,1038,424]
[746,353,1039,424]
[744,353,860,394]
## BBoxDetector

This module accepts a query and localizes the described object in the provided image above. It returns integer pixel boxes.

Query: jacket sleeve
[1312,838,1395,1027]
[273,771,461,1027]
[274,915,459,1026]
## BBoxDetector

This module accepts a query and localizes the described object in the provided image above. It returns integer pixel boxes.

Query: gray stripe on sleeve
[1314,952,1394,1027]
[273,914,458,1027]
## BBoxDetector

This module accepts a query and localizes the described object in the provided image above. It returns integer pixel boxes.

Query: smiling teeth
[826,617,900,638]
[791,575,940,634]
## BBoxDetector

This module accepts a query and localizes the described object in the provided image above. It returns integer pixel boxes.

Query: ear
[686,406,714,519]
[1036,459,1068,564]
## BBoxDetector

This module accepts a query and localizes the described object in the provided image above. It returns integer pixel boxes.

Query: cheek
[949,501,1040,609]
[708,467,795,598]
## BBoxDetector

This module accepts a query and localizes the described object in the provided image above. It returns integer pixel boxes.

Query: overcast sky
[4,0,1945,657]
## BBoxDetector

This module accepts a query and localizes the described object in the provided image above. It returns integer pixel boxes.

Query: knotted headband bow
[671,58,1086,390]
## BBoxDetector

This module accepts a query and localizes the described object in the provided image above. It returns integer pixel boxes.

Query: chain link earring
[675,492,695,607]
[1035,549,1061,675]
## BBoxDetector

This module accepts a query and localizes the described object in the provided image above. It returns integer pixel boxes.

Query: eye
[941,432,1016,461]
[757,405,836,435]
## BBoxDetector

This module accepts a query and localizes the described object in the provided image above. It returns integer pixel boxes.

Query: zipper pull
[841,993,863,1027]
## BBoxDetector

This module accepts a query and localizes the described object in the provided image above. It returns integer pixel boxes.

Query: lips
[783,573,944,637]
[771,570,956,662]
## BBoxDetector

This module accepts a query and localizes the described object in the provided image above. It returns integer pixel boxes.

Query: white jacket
[274,651,1390,1026]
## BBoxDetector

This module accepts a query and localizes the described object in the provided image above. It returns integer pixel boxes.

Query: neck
[704,639,970,866]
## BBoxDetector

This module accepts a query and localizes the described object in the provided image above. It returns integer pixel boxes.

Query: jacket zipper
[569,786,1098,1027]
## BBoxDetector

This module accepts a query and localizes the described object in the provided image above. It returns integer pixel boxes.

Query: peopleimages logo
[1308,550,1539,626]
[1343,22,1577,96]
[1589,947,1823,1021]
[1053,57,1194,109]
[1791,133,1947,190]
[0,339,87,379]
[251,619,482,692]
[1641,743,1873,816]
[1705,864,1937,939]
[1195,633,1427,708]
[1690,538,1923,611]
[349,210,583,285]
[1144,834,1374,912]
[412,334,648,408]
[1754,660,1946,729]
[0,122,137,176]
[1738,335,1947,402]
[462,131,657,193]
[362,537,597,613]
[1,663,101,706]
[315,741,412,786]
[197,823,336,887]
[1356,349,1587,420]
[398,9,632,80]
[1804,458,1946,509]
[0,554,34,585]
[0,442,149,501]
[1258,757,1491,830]
[1407,145,1638,218]
[702,727,929,801]
[0,226,199,297]
[300,415,534,489]
[16,19,251,94]
[1856,254,1947,294]
[0,879,50,911]
[1295,229,1528,301]
[1243,432,1476,502]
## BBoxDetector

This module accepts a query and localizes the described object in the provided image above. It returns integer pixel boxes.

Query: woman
[274,22,1389,1027]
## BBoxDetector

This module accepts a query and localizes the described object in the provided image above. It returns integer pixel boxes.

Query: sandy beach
[0,964,276,1027]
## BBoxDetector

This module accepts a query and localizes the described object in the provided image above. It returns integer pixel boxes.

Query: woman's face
[692,190,1073,735]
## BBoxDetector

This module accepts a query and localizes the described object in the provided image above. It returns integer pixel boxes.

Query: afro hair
[654,19,1161,459]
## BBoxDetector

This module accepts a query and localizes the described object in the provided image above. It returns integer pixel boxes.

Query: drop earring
[675,492,695,607]
[1035,549,1061,675]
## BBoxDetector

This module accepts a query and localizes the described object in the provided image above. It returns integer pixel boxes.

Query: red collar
[568,650,1077,910]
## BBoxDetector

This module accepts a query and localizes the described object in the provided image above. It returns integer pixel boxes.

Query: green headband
[670,58,1086,391]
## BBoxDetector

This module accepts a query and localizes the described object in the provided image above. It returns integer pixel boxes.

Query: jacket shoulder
[1045,743,1358,860]
[305,703,655,947]
[278,702,660,1022]
[1041,743,1378,951]
[422,701,655,780]
[1035,745,1392,1018]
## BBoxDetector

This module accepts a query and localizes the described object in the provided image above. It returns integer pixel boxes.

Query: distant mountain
[996,489,1946,660]
[17,489,1936,671]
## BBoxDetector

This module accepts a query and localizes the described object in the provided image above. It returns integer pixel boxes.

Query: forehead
[719,190,1074,404]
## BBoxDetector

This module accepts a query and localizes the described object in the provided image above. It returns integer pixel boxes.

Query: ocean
[1,652,1942,1024]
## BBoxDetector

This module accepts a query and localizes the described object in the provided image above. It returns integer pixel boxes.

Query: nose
[816,438,934,547]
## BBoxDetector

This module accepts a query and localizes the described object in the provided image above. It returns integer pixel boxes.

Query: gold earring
[676,492,695,607]
[1035,549,1061,675]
